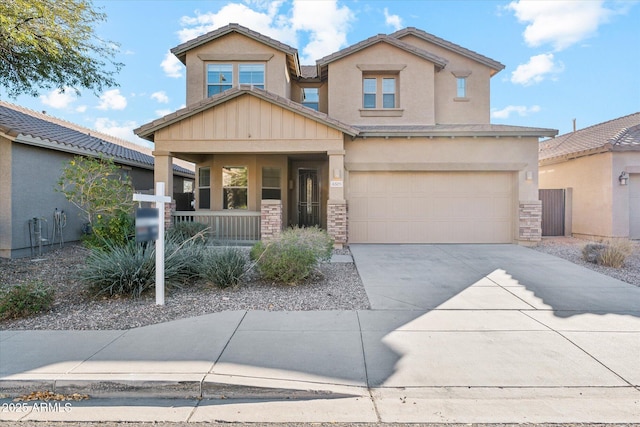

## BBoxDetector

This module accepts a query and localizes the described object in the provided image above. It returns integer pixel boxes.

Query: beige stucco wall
[539,153,614,238]
[541,151,640,239]
[326,42,436,125]
[397,34,493,124]
[184,32,290,106]
[345,135,540,242]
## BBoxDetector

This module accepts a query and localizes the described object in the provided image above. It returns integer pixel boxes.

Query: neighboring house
[539,112,640,240]
[0,101,195,258]
[135,23,556,246]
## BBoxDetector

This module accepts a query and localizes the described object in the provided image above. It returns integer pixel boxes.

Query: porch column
[153,151,174,228]
[261,199,282,241]
[328,151,347,247]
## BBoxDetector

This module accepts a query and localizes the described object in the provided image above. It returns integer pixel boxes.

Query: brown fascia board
[170,23,300,73]
[390,27,505,75]
[134,85,359,140]
[316,34,448,70]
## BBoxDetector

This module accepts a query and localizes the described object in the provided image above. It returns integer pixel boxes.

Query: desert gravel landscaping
[1,237,638,331]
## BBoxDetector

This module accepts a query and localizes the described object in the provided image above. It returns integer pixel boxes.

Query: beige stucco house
[135,23,556,245]
[539,113,640,240]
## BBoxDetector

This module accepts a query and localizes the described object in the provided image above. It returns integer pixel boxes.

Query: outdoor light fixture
[619,171,628,185]
[525,171,534,181]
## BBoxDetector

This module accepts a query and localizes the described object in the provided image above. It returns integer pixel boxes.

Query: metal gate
[539,189,565,236]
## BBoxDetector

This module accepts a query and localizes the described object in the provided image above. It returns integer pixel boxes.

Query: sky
[2,0,639,149]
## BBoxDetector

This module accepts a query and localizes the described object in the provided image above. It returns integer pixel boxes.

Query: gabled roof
[170,23,301,77]
[134,85,359,140]
[356,124,557,138]
[539,112,640,163]
[0,101,194,176]
[315,34,448,80]
[390,27,505,76]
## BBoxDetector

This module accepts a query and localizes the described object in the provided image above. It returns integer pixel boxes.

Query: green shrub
[167,221,209,245]
[0,281,54,320]
[200,247,248,288]
[80,238,204,298]
[250,227,333,285]
[83,211,134,250]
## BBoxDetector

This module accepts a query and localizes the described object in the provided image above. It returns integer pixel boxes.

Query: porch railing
[172,211,261,243]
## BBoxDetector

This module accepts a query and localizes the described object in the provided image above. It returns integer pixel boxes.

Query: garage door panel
[348,171,514,243]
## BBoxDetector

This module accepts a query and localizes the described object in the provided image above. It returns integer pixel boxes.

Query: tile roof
[135,85,359,139]
[317,34,448,69]
[170,23,300,77]
[0,101,194,176]
[300,65,318,79]
[539,112,640,162]
[356,124,557,138]
[390,27,505,75]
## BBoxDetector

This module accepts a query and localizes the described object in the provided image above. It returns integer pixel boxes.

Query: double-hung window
[239,64,265,89]
[207,64,233,96]
[198,167,211,209]
[262,167,281,200]
[363,76,397,109]
[222,166,248,210]
[456,77,467,98]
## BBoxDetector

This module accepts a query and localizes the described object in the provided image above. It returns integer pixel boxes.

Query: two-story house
[135,23,557,245]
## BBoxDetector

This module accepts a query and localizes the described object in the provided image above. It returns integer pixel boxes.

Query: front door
[298,168,321,227]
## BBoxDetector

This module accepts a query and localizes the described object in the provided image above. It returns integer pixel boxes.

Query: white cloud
[39,88,77,109]
[93,117,152,148]
[511,53,563,85]
[491,105,541,119]
[177,3,295,46]
[175,1,355,64]
[75,105,87,113]
[507,0,614,51]
[291,0,354,63]
[97,89,127,110]
[155,109,173,117]
[151,91,169,104]
[161,51,183,78]
[384,7,403,31]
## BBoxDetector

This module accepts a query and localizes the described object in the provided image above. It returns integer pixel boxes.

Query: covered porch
[134,87,357,245]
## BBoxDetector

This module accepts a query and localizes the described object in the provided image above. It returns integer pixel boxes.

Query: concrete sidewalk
[1,244,639,423]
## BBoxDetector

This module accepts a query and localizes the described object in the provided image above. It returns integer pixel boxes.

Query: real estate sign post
[133,182,171,305]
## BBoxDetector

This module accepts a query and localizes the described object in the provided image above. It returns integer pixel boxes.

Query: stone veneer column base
[519,200,542,243]
[327,201,348,248]
[163,200,175,229]
[261,200,282,241]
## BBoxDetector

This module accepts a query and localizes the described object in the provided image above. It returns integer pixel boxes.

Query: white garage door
[629,174,640,239]
[348,171,514,243]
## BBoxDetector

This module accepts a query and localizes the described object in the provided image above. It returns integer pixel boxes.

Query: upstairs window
[239,64,265,89]
[207,64,233,96]
[301,87,319,111]
[222,166,248,210]
[382,77,396,108]
[363,76,397,109]
[363,78,377,108]
[456,77,467,98]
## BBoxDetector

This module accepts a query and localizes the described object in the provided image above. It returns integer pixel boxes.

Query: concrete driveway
[350,244,640,313]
